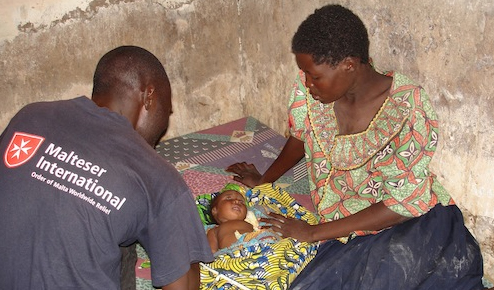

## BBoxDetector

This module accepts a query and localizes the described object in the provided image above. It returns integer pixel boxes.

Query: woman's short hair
[292,4,370,66]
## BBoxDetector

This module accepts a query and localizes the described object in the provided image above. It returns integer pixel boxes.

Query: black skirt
[289,205,485,290]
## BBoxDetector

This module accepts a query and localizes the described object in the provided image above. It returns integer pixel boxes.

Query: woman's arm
[260,136,305,183]
[265,201,411,243]
[226,136,305,187]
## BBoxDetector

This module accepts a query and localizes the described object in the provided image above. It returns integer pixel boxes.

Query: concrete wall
[1,0,493,280]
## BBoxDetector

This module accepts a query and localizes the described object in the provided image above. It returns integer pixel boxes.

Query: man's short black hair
[292,4,369,66]
[92,46,168,97]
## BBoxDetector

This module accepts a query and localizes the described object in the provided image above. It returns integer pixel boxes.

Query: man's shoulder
[22,96,86,109]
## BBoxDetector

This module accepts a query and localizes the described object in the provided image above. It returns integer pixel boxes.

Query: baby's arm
[216,221,253,250]
[207,227,219,253]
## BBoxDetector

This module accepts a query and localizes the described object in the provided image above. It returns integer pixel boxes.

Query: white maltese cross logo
[4,132,45,168]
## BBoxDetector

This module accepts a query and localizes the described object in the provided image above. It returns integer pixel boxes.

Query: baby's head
[210,183,248,224]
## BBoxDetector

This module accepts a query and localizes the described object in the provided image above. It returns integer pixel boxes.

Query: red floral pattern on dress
[287,70,454,238]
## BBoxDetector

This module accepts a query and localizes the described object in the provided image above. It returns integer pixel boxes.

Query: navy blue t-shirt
[0,97,213,289]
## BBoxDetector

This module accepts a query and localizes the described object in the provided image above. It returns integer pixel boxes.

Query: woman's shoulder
[387,71,425,95]
[387,72,436,116]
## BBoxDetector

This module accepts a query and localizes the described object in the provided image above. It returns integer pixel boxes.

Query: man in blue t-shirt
[0,46,213,290]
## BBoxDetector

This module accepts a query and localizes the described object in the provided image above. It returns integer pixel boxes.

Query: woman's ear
[342,57,357,72]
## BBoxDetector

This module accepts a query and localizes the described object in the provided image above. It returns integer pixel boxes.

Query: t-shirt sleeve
[139,176,214,287]
[377,87,441,217]
[288,71,309,142]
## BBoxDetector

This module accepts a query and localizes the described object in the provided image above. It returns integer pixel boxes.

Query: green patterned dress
[288,70,454,237]
[286,70,484,290]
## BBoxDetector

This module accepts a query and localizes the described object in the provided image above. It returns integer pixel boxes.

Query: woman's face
[295,53,353,104]
[211,190,247,224]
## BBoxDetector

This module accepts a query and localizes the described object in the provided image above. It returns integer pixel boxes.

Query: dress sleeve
[287,71,309,141]
[376,87,441,217]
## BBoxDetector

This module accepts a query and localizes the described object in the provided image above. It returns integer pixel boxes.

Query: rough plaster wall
[0,0,492,280]
[356,1,494,277]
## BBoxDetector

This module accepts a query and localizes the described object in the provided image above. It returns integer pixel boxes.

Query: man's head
[92,46,172,146]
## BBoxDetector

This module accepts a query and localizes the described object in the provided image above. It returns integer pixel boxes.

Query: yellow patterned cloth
[200,183,319,290]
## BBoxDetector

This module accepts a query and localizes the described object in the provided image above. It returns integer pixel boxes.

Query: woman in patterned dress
[227,4,486,290]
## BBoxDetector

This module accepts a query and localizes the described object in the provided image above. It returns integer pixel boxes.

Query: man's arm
[161,263,200,290]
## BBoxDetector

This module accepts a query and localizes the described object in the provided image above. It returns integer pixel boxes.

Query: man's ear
[142,85,155,110]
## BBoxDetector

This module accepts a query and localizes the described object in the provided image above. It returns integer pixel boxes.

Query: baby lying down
[205,183,281,255]
[198,183,319,289]
[137,184,318,289]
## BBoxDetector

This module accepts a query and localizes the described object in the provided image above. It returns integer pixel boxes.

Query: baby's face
[212,190,247,223]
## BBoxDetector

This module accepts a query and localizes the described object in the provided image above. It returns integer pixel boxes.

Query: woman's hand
[225,162,263,188]
[226,136,305,188]
[260,212,314,242]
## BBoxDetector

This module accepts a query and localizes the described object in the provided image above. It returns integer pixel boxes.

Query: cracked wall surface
[1,0,493,281]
